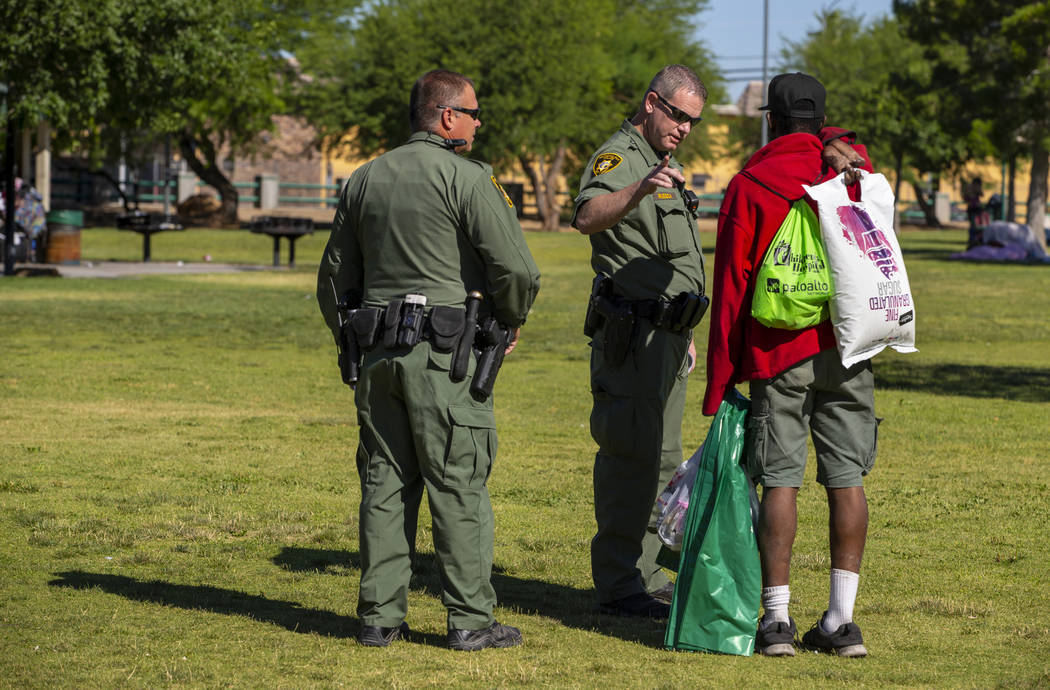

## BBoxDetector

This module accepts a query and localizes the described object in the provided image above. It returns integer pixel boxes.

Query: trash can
[45,209,83,264]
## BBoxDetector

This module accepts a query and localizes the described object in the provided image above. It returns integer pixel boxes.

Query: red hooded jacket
[702,128,872,416]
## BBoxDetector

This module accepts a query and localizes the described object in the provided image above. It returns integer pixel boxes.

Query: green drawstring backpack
[750,198,831,330]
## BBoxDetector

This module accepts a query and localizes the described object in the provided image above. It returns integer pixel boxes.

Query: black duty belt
[628,293,708,334]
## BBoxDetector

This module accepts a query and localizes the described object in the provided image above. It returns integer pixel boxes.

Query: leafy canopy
[302,0,721,175]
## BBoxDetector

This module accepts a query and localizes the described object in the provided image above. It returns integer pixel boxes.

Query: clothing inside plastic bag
[654,446,703,551]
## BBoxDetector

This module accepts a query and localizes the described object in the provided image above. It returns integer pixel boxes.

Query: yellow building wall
[319,123,1040,222]
[683,122,1036,215]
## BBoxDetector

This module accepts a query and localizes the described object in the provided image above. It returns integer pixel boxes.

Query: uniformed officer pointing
[573,65,708,619]
[317,69,540,650]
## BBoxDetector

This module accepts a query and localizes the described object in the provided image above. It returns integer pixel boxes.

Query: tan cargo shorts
[746,348,878,489]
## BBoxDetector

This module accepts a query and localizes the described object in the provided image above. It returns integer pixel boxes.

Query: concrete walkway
[13,260,274,279]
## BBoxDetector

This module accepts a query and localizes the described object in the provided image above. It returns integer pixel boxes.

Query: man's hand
[642,155,685,194]
[504,327,520,355]
[822,138,866,185]
[575,155,685,235]
[687,339,697,374]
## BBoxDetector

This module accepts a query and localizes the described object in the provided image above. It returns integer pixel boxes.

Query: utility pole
[760,0,769,148]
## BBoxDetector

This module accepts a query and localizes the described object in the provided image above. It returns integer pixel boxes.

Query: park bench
[249,216,315,268]
[116,211,185,262]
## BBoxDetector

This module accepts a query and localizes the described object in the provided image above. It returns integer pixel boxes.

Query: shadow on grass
[875,360,1050,402]
[273,547,665,647]
[47,570,442,648]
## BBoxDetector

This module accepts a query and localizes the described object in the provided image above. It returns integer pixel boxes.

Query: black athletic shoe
[447,621,523,651]
[649,582,675,604]
[358,621,410,648]
[801,615,868,657]
[755,617,797,657]
[598,592,671,619]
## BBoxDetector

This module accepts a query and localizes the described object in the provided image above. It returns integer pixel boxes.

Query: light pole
[759,0,769,148]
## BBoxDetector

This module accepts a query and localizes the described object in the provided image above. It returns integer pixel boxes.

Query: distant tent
[950,221,1050,263]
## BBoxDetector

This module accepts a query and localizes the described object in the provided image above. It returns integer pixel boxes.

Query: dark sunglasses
[654,93,702,126]
[437,104,481,119]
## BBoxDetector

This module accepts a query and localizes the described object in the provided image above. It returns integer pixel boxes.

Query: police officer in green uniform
[573,65,708,618]
[317,69,540,650]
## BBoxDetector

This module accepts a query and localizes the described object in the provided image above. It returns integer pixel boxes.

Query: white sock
[760,585,791,627]
[823,568,859,632]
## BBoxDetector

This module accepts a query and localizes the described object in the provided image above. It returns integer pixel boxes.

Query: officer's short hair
[410,70,475,131]
[648,64,708,104]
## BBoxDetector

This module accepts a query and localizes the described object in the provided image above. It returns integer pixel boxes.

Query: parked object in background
[950,220,1050,264]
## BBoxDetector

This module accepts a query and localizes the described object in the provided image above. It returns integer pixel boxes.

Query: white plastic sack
[804,172,917,367]
[654,445,702,551]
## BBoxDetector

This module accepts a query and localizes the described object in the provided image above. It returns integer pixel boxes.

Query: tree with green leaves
[895,0,1050,240]
[103,1,286,222]
[0,1,119,132]
[303,0,720,231]
[1,0,355,224]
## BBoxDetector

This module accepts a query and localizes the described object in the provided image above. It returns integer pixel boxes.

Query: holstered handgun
[584,273,613,337]
[471,317,511,400]
[330,278,360,388]
[597,296,635,367]
[336,299,360,388]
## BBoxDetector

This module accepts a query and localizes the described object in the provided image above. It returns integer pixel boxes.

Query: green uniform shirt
[573,120,705,302]
[318,131,540,337]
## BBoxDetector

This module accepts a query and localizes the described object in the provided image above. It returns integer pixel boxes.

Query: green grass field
[1,225,1048,688]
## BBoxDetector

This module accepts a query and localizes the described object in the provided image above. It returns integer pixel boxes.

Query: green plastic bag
[751,199,831,330]
[664,389,760,655]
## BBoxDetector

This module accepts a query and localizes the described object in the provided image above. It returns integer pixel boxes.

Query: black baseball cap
[758,72,826,119]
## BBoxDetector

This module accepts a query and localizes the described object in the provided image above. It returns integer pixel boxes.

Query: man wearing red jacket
[703,73,876,658]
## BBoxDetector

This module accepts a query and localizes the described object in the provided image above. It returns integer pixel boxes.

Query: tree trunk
[541,144,567,232]
[177,131,239,225]
[910,180,941,228]
[519,154,546,225]
[1026,138,1049,249]
[519,146,567,232]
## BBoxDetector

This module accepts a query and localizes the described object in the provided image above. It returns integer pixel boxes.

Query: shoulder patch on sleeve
[491,176,514,208]
[593,152,623,176]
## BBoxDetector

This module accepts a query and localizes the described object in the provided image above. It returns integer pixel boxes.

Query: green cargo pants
[354,342,498,631]
[589,321,691,603]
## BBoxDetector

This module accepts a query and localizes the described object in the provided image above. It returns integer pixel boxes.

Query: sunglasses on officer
[436,104,481,119]
[653,92,703,126]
